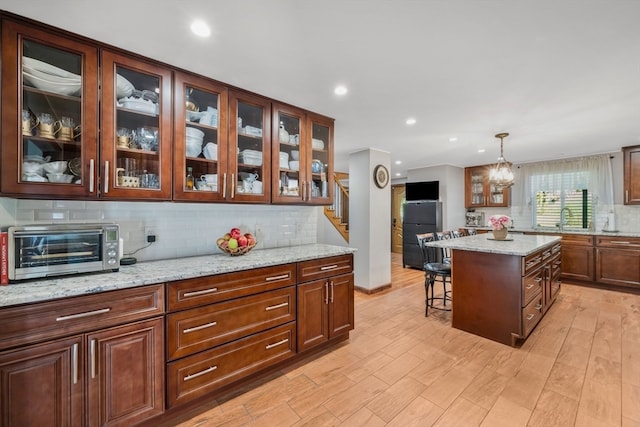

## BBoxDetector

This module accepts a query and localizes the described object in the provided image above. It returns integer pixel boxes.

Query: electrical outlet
[144,227,155,239]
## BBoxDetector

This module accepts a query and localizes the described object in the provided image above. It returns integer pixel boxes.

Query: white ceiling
[3,1,640,178]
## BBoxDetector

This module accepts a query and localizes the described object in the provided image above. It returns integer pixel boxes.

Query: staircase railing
[324,172,349,242]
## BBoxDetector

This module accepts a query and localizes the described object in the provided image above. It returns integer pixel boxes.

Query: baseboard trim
[355,283,392,294]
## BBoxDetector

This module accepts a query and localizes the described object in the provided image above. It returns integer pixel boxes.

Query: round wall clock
[373,164,389,189]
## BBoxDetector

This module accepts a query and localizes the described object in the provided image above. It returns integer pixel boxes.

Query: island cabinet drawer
[550,253,562,278]
[522,268,544,306]
[167,322,296,407]
[298,254,353,283]
[167,286,296,360]
[596,236,640,249]
[0,284,165,350]
[523,249,544,275]
[522,294,544,337]
[562,234,594,246]
[167,264,296,311]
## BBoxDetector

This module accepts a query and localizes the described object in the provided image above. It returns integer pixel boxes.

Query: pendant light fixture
[489,132,515,190]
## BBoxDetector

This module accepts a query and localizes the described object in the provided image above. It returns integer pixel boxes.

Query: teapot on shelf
[278,122,289,144]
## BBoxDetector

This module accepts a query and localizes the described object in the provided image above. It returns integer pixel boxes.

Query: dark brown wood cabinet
[0,336,84,427]
[623,145,640,205]
[595,236,640,288]
[464,165,510,208]
[0,286,165,427]
[297,255,354,352]
[560,234,595,282]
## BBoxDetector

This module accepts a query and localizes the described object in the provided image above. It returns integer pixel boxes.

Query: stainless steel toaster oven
[7,223,120,281]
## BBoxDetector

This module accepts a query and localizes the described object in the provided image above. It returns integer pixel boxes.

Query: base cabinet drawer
[522,295,543,337]
[167,286,296,360]
[167,322,296,407]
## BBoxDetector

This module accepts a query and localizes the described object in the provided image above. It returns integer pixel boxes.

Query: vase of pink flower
[488,215,512,240]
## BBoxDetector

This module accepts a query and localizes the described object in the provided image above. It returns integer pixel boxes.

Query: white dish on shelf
[186,127,205,139]
[23,66,80,84]
[243,126,263,137]
[23,162,45,176]
[116,74,134,98]
[22,174,48,182]
[22,71,82,96]
[312,138,325,150]
[203,142,217,160]
[23,155,51,164]
[119,97,158,114]
[42,161,68,174]
[22,57,79,78]
[289,160,300,171]
[46,173,74,183]
[186,111,205,122]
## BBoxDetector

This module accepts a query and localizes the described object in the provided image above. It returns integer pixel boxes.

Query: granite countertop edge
[0,244,357,308]
[425,234,562,256]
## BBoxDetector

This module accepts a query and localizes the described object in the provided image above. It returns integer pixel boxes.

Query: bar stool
[416,233,452,316]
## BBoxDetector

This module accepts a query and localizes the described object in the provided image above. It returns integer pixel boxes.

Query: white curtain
[516,154,614,210]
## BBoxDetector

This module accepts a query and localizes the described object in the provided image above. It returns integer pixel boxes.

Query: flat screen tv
[406,181,439,201]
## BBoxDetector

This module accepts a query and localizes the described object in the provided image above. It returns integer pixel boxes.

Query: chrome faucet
[560,207,573,231]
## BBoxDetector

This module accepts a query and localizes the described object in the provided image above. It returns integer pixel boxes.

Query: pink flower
[488,215,512,230]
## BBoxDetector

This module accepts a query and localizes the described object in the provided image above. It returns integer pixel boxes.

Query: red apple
[238,235,248,247]
[230,228,241,239]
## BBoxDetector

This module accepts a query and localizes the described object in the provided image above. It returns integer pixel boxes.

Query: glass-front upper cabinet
[464,165,509,208]
[228,90,271,203]
[1,19,99,197]
[271,103,307,204]
[100,50,172,200]
[173,71,228,201]
[306,113,334,204]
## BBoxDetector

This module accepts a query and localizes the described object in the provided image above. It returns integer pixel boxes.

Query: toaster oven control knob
[108,250,117,257]
[108,258,117,265]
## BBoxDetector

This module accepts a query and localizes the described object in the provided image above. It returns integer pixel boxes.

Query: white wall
[0,198,320,261]
[349,148,391,292]
[407,164,465,230]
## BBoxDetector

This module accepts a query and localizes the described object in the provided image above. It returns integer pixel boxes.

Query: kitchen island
[426,234,562,346]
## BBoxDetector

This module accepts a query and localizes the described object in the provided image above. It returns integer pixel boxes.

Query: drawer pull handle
[265,302,289,311]
[183,287,218,297]
[534,278,543,283]
[610,241,630,245]
[525,284,534,290]
[320,264,339,271]
[266,338,289,350]
[56,307,110,321]
[526,314,535,320]
[183,321,218,333]
[535,304,542,310]
[184,365,217,381]
[72,343,79,385]
[265,274,290,281]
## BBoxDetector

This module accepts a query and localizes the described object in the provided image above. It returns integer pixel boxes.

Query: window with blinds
[534,174,593,230]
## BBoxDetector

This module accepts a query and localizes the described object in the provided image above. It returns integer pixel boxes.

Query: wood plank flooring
[162,253,640,426]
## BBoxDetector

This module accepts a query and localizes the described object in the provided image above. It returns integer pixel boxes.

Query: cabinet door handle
[535,304,542,310]
[534,277,543,283]
[266,338,289,350]
[56,307,110,321]
[89,158,95,193]
[320,264,338,271]
[302,181,306,200]
[183,321,217,333]
[626,190,629,203]
[330,280,334,303]
[183,287,218,297]
[324,282,329,304]
[184,366,217,381]
[71,343,79,385]
[223,173,227,198]
[265,302,288,311]
[90,339,97,379]
[526,314,535,320]
[104,161,110,193]
[266,274,290,281]
[230,173,235,199]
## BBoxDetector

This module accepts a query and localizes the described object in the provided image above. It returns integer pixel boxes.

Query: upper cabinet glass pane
[21,40,83,185]
[114,66,161,189]
[277,114,302,197]
[236,101,265,195]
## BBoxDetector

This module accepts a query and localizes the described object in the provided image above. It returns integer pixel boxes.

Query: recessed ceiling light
[191,20,211,37]
[405,118,416,125]
[334,85,348,96]
[449,137,458,142]
[478,148,486,153]
[395,160,402,165]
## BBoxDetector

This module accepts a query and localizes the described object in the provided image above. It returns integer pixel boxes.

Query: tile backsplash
[0,198,319,262]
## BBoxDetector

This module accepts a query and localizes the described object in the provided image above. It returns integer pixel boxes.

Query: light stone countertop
[0,244,356,308]
[466,227,640,238]
[424,234,561,256]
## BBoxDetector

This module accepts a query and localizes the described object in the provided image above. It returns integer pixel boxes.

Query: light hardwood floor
[164,253,640,427]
